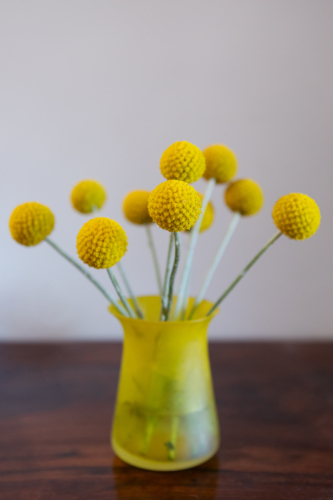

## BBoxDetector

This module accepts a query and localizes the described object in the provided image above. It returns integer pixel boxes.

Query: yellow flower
[77,217,127,268]
[123,190,153,225]
[160,141,206,183]
[198,193,215,232]
[203,144,237,183]
[272,193,321,240]
[71,180,107,213]
[225,179,264,216]
[148,180,202,232]
[9,202,55,246]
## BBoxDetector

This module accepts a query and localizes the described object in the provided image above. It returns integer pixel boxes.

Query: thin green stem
[145,224,163,295]
[179,232,191,320]
[188,212,241,320]
[107,268,137,319]
[117,261,143,319]
[160,234,174,321]
[174,178,216,320]
[164,233,181,321]
[180,268,191,320]
[166,416,179,461]
[45,238,128,316]
[206,231,283,317]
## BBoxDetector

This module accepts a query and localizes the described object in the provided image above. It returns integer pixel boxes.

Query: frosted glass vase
[109,295,219,471]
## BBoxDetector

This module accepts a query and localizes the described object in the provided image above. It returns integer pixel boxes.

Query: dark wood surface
[0,342,333,499]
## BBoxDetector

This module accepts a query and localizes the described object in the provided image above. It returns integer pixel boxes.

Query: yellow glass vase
[109,295,219,471]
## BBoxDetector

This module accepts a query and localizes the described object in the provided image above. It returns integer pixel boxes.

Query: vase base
[112,438,219,471]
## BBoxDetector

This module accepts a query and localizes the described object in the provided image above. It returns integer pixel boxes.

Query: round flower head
[198,193,215,232]
[225,179,264,216]
[9,202,55,246]
[203,144,237,183]
[123,190,153,225]
[272,193,321,240]
[148,180,202,232]
[77,217,127,269]
[160,141,206,184]
[71,180,107,214]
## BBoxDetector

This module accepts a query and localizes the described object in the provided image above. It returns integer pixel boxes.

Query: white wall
[1,0,332,340]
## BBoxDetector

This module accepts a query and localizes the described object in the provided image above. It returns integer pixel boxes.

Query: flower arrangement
[9,140,321,471]
[9,140,321,322]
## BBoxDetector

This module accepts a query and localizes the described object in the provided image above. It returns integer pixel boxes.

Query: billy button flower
[148,180,202,321]
[225,179,264,216]
[9,202,55,246]
[9,202,128,315]
[272,193,321,240]
[77,218,127,269]
[123,190,161,296]
[148,180,202,232]
[123,190,153,225]
[203,144,237,184]
[160,141,206,184]
[76,217,137,318]
[71,180,107,214]
[206,193,321,317]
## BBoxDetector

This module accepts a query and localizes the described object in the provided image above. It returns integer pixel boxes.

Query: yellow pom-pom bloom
[198,193,215,232]
[9,202,55,246]
[148,180,202,232]
[203,144,237,184]
[71,180,107,214]
[76,217,127,269]
[123,190,153,225]
[160,141,206,184]
[225,179,264,216]
[272,193,321,240]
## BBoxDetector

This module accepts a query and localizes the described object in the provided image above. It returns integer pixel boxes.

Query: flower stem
[117,261,144,319]
[160,234,174,321]
[44,237,128,317]
[174,178,216,320]
[164,233,181,321]
[206,231,283,317]
[166,416,179,461]
[107,268,137,318]
[188,212,241,320]
[145,224,163,295]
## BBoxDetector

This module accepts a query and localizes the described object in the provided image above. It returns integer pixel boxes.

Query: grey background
[1,0,332,340]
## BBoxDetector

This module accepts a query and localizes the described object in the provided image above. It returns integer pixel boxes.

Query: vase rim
[108,295,219,325]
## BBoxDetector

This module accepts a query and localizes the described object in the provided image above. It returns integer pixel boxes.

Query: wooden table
[0,343,332,499]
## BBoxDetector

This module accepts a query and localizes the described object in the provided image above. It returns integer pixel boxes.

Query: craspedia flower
[76,218,127,269]
[123,190,153,225]
[148,180,202,232]
[272,193,321,240]
[9,202,55,246]
[71,180,107,214]
[203,144,237,183]
[225,179,264,216]
[160,141,206,183]
[198,193,214,232]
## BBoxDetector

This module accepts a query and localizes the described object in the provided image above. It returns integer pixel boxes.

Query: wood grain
[0,342,332,499]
